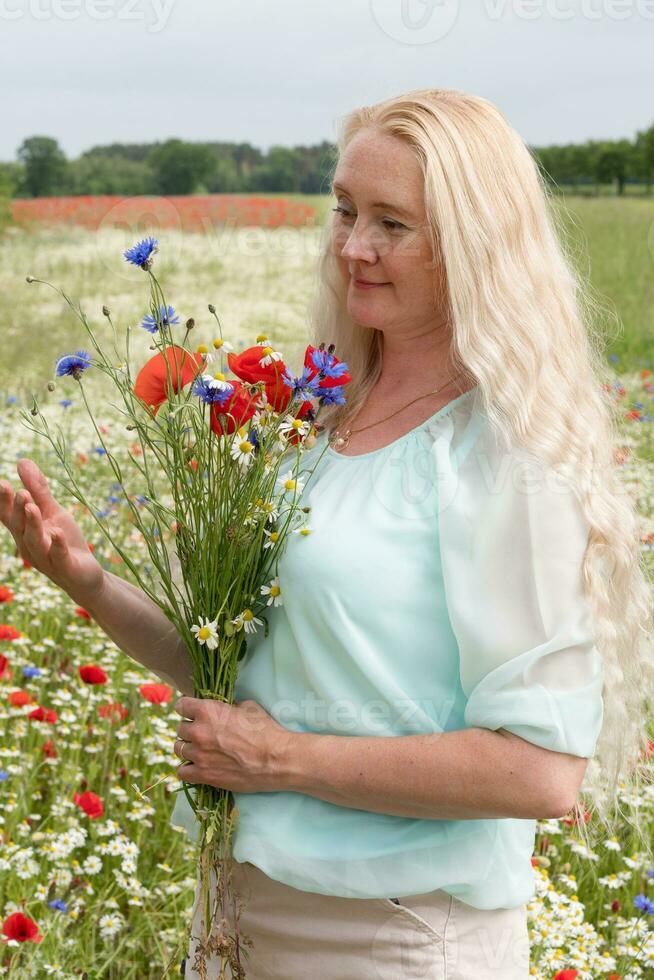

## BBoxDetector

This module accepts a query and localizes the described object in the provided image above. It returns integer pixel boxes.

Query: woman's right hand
[0,458,106,609]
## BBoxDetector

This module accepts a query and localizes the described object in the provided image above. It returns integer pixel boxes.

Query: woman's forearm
[83,570,194,696]
[276,726,578,821]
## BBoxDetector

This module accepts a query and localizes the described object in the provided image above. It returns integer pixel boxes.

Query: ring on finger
[177,738,189,763]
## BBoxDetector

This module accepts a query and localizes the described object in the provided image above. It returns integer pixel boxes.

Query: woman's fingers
[23,502,51,563]
[16,459,59,519]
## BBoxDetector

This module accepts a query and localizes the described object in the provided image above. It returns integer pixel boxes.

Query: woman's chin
[346,300,388,330]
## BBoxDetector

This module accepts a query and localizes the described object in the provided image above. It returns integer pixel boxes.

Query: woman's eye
[331,206,405,231]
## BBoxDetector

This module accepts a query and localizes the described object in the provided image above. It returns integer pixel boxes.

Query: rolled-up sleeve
[437,420,605,759]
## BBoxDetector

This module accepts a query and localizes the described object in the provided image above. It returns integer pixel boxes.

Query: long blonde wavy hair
[307,88,654,855]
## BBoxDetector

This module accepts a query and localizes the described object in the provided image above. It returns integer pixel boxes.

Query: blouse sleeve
[435,406,605,759]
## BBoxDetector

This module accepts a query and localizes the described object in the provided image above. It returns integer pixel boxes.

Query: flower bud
[102,305,111,317]
[26,275,35,283]
[126,424,135,431]
[30,406,38,416]
[185,317,195,330]
[47,382,56,392]
[208,303,216,314]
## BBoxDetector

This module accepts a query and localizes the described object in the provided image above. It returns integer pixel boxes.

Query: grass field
[0,197,653,977]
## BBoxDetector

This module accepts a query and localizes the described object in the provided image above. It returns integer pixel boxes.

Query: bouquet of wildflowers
[20,236,351,978]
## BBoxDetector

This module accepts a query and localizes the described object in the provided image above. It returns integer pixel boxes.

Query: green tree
[16,136,67,197]
[147,139,217,194]
[593,139,632,195]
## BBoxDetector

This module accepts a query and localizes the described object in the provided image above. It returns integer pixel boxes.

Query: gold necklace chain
[330,370,467,452]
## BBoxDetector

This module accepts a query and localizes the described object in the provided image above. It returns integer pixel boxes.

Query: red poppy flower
[139,682,173,704]
[209,381,259,436]
[75,607,91,620]
[98,701,128,721]
[77,453,88,465]
[0,587,15,603]
[0,625,21,642]
[27,705,58,723]
[134,345,205,416]
[303,344,352,389]
[1,911,43,944]
[8,689,31,707]
[227,344,288,386]
[78,664,108,685]
[553,972,579,980]
[73,789,104,819]
[42,738,57,758]
[0,654,10,680]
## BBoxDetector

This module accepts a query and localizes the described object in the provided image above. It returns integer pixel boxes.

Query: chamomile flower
[278,414,311,439]
[263,528,281,549]
[212,338,234,352]
[232,609,264,634]
[258,345,284,369]
[230,428,257,468]
[277,469,306,496]
[260,577,283,607]
[292,525,313,537]
[190,617,219,650]
[207,371,234,392]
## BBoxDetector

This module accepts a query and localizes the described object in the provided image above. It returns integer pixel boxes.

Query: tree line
[1,124,654,200]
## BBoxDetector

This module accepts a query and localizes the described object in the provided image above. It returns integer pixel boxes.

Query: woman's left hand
[172,696,292,793]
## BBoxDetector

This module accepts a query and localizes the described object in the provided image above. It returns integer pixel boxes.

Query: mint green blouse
[171,386,605,910]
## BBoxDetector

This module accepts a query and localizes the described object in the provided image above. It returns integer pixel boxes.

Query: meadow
[0,194,653,977]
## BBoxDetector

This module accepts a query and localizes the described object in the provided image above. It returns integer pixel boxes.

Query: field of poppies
[0,201,653,977]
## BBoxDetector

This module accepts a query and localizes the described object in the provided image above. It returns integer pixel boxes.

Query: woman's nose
[335,223,388,263]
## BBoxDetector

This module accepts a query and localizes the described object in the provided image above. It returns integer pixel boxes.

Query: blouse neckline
[325,386,479,462]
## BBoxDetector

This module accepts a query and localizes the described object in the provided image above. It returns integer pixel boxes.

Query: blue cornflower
[0,770,8,781]
[140,305,180,334]
[248,428,260,449]
[191,375,234,405]
[634,893,654,914]
[55,350,92,379]
[108,495,121,504]
[93,447,107,456]
[22,666,41,678]
[59,399,73,408]
[647,869,654,879]
[608,353,619,363]
[48,899,68,913]
[318,385,347,407]
[282,366,320,400]
[6,395,16,405]
[96,507,111,518]
[136,495,149,505]
[310,348,350,380]
[123,236,158,269]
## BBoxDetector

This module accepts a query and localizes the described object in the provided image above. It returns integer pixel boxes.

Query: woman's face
[330,128,444,336]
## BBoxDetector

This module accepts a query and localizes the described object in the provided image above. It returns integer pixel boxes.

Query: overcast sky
[1,0,652,161]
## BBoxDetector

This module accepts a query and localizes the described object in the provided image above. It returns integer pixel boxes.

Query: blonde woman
[2,88,652,979]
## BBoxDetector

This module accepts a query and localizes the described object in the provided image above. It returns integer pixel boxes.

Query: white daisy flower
[212,338,234,353]
[292,525,313,537]
[190,617,220,650]
[194,345,213,363]
[206,371,233,392]
[277,469,306,496]
[278,414,311,439]
[230,428,256,468]
[232,608,264,634]
[263,529,281,550]
[260,577,283,607]
[258,345,283,369]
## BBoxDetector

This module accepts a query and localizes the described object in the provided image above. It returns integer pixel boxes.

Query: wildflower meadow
[0,198,653,978]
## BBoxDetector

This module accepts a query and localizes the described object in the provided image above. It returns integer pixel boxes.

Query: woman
[1,88,652,979]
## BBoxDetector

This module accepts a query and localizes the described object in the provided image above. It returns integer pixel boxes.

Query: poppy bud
[185,318,195,330]
[47,381,56,392]
[102,305,111,317]
[26,275,35,283]
[208,304,216,314]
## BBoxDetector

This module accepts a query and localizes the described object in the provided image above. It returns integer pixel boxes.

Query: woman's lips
[353,279,388,289]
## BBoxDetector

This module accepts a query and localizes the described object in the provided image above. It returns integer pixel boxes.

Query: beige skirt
[183,857,531,979]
